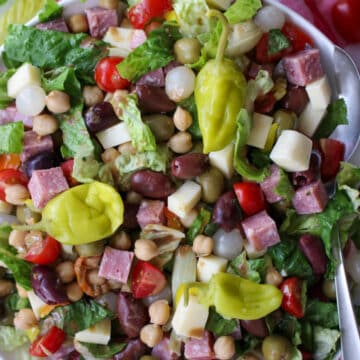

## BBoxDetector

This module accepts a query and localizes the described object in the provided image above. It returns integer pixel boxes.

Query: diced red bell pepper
[280,277,305,318]
[29,326,66,357]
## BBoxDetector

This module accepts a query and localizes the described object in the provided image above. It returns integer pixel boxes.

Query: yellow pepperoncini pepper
[181,272,283,320]
[195,10,247,153]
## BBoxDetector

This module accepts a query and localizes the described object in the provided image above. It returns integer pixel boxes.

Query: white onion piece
[254,5,286,32]
[352,283,360,306]
[143,284,172,307]
[16,85,46,116]
[213,228,244,260]
[345,251,360,284]
[165,66,195,102]
[0,213,18,225]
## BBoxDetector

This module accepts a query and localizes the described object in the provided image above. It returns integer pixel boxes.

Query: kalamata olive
[135,85,176,114]
[171,153,209,179]
[84,101,119,133]
[174,38,202,64]
[292,152,320,187]
[123,202,140,229]
[131,170,174,199]
[117,292,149,338]
[241,319,269,338]
[262,335,292,360]
[143,114,175,141]
[114,339,148,360]
[137,68,165,87]
[213,191,242,231]
[281,86,309,116]
[197,167,224,204]
[23,152,60,177]
[31,265,68,305]
[299,234,327,275]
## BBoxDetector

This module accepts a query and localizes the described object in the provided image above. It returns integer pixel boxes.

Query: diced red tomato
[24,235,61,265]
[280,277,305,318]
[0,154,21,171]
[164,207,184,231]
[60,159,78,187]
[281,22,314,53]
[128,0,172,29]
[319,138,345,182]
[254,92,277,114]
[131,260,167,299]
[29,326,66,357]
[95,57,130,93]
[255,33,293,64]
[233,182,266,217]
[0,169,28,201]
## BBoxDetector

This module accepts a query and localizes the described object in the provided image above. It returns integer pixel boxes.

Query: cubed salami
[98,247,134,283]
[85,7,118,38]
[36,18,69,32]
[21,131,53,162]
[28,167,69,208]
[260,165,285,204]
[241,210,281,251]
[292,180,328,214]
[136,200,166,229]
[184,331,215,360]
[283,49,324,86]
[152,337,180,360]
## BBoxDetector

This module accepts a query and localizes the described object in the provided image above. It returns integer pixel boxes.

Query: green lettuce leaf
[72,154,101,183]
[179,95,202,139]
[5,293,30,312]
[117,23,181,81]
[313,326,340,360]
[0,69,15,109]
[268,29,291,55]
[336,161,360,187]
[314,98,348,139]
[305,299,339,329]
[0,122,24,154]
[272,313,302,346]
[224,0,262,24]
[186,208,212,244]
[206,307,238,336]
[0,326,28,352]
[249,148,271,168]
[339,185,360,210]
[80,342,126,359]
[98,164,115,186]
[274,168,294,203]
[118,94,157,152]
[0,224,11,245]
[38,0,62,23]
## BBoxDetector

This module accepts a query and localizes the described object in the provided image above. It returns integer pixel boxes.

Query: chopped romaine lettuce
[186,208,212,244]
[0,69,15,109]
[268,29,291,55]
[274,168,294,203]
[313,326,340,360]
[0,122,24,154]
[72,154,101,184]
[38,0,62,23]
[305,299,339,329]
[79,342,126,359]
[336,161,360,187]
[179,95,202,139]
[224,0,262,24]
[205,307,238,336]
[5,293,30,312]
[0,326,28,352]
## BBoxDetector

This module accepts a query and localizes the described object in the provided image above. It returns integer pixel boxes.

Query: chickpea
[16,284,28,298]
[0,280,14,297]
[180,208,198,228]
[149,300,170,325]
[118,142,137,155]
[9,230,27,251]
[5,184,29,205]
[168,132,193,154]
[193,235,214,256]
[13,309,37,330]
[33,114,58,136]
[87,269,106,286]
[134,239,159,261]
[83,85,104,107]
[126,191,143,205]
[173,106,192,131]
[66,282,84,302]
[108,279,123,290]
[140,324,163,348]
[99,0,119,9]
[110,231,132,250]
[214,336,235,360]
[101,148,120,164]
[46,90,71,114]
[0,200,13,214]
[265,268,283,287]
[68,14,89,33]
[262,335,292,360]
[56,261,76,284]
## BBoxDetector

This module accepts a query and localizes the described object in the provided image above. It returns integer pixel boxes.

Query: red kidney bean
[85,102,119,133]
[281,86,309,116]
[171,153,209,179]
[292,152,321,187]
[135,85,176,114]
[240,319,269,338]
[114,339,148,360]
[299,234,327,275]
[131,170,174,199]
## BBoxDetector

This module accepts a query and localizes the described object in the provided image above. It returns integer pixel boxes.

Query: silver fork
[332,224,360,359]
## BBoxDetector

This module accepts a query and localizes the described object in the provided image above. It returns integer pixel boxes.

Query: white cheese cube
[299,103,327,137]
[108,47,130,58]
[172,294,209,338]
[305,76,331,110]
[247,113,273,149]
[270,130,312,172]
[209,143,234,179]
[27,291,56,320]
[244,240,267,259]
[197,255,228,282]
[96,122,131,149]
[75,318,111,345]
[167,181,202,218]
[7,63,41,98]
[206,0,232,10]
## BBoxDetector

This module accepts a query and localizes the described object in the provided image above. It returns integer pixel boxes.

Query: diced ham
[260,165,285,204]
[247,62,274,80]
[281,86,309,115]
[85,7,118,38]
[130,29,147,49]
[20,131,53,162]
[184,331,215,360]
[152,337,180,360]
[113,339,148,360]
[0,106,33,127]
[241,210,281,251]
[36,18,69,32]
[98,247,134,283]
[137,68,165,87]
[136,200,166,229]
[283,49,324,86]
[299,234,327,275]
[292,180,328,214]
[28,167,69,208]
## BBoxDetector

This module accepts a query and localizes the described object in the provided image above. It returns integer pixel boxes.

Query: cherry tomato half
[128,0,172,29]
[0,169,28,201]
[24,235,61,265]
[60,159,78,187]
[29,326,66,357]
[131,260,167,299]
[280,277,305,318]
[233,182,266,217]
[319,138,345,182]
[95,57,130,93]
[281,22,314,53]
[255,33,293,64]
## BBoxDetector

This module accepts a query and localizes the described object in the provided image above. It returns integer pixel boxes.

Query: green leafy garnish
[336,161,360,188]
[0,69,15,109]
[38,0,62,23]
[268,29,291,55]
[313,326,340,360]
[0,122,24,154]
[5,293,30,312]
[186,208,212,244]
[0,326,28,352]
[206,307,238,336]
[274,168,294,203]
[224,0,262,24]
[179,95,202,139]
[80,342,126,358]
[305,299,339,329]
[72,154,101,183]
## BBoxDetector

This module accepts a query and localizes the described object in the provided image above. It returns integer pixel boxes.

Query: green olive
[16,206,41,224]
[75,240,106,257]
[174,38,202,64]
[274,110,298,138]
[143,115,175,142]
[322,279,336,300]
[262,335,292,360]
[197,167,224,204]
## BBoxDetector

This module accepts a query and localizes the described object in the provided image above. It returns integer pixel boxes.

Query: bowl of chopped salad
[0,0,360,359]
